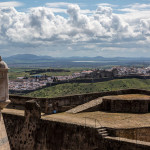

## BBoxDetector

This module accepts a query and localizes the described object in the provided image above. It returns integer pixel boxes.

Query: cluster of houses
[114,66,150,76]
[9,71,91,91]
[82,66,150,79]
[9,66,150,91]
[9,78,51,91]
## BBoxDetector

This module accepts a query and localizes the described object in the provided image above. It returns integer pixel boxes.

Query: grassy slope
[24,78,150,98]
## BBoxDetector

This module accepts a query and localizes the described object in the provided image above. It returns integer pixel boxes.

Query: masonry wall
[3,113,102,150]
[3,113,150,150]
[8,89,150,114]
[102,99,149,113]
[0,112,10,150]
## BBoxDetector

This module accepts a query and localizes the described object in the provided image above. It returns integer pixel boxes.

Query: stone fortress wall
[3,113,150,150]
[102,96,150,113]
[2,110,150,150]
[0,115,10,150]
[3,89,150,150]
[9,89,150,114]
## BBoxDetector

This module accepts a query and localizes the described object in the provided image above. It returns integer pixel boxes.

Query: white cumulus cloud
[46,2,74,8]
[0,1,23,8]
[0,4,150,57]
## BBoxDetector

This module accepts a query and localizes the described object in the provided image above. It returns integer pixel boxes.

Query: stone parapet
[102,95,150,113]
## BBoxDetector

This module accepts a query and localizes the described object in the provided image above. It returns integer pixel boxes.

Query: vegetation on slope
[9,68,85,80]
[24,78,150,98]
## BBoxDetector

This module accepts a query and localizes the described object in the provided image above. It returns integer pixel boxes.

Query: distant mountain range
[4,54,150,61]
[3,54,150,68]
[4,54,105,61]
[5,54,53,61]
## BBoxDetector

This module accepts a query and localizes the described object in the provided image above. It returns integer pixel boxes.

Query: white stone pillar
[0,56,10,150]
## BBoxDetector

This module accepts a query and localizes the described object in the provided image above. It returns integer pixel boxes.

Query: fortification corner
[0,56,10,150]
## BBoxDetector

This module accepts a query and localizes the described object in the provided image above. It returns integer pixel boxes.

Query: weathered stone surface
[25,100,41,120]
[3,100,41,150]
[4,89,150,149]
[0,56,10,150]
[102,94,150,113]
[0,115,10,150]
[0,56,10,109]
[3,112,150,150]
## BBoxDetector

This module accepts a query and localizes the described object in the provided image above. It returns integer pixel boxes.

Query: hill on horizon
[3,54,150,68]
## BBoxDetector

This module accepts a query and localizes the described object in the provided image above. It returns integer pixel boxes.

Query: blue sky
[0,0,150,57]
[2,0,149,9]
[4,0,150,11]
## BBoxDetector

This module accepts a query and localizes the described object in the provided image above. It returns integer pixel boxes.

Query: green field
[24,78,150,98]
[9,68,32,80]
[8,67,86,80]
[31,68,85,77]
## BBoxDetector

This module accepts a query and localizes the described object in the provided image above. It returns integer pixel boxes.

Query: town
[9,66,150,92]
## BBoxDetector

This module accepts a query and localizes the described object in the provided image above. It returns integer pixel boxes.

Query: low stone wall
[8,89,150,113]
[102,98,149,113]
[109,127,150,142]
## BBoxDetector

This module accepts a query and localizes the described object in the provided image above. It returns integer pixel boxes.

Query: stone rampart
[3,97,150,150]
[2,112,150,150]
[3,113,101,150]
[102,98,150,113]
[8,89,150,113]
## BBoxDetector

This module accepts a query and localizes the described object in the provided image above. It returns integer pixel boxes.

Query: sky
[0,0,150,57]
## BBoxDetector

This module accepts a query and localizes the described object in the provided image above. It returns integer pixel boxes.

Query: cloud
[0,1,23,8]
[97,3,118,7]
[129,3,150,10]
[140,18,150,37]
[46,2,74,8]
[46,2,92,14]
[118,8,136,13]
[118,3,150,13]
[43,7,67,13]
[0,4,150,57]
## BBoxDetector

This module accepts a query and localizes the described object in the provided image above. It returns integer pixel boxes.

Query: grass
[24,78,150,98]
[8,67,86,80]
[9,68,31,80]
[30,68,89,76]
